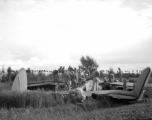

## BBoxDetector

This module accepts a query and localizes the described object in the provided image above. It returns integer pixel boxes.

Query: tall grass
[0,102,152,120]
[0,86,151,109]
[0,90,64,109]
[0,88,151,120]
[0,88,151,109]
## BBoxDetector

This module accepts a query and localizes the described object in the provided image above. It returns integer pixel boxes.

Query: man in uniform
[90,67,100,91]
[118,68,123,82]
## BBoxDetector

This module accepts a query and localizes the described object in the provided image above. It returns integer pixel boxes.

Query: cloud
[120,0,152,11]
[0,50,16,61]
[95,35,152,70]
[0,0,45,9]
[0,59,27,70]
[0,56,80,70]
[0,0,152,71]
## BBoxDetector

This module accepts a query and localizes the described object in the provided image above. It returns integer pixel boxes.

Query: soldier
[74,68,79,86]
[76,69,82,87]
[90,67,100,91]
[52,70,59,81]
[68,69,77,89]
[118,68,123,82]
[61,69,71,90]
[58,66,63,82]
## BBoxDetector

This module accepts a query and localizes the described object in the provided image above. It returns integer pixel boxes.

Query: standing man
[58,66,63,82]
[74,68,79,86]
[90,67,100,91]
[63,70,71,91]
[52,70,59,81]
[118,68,123,82]
[69,70,77,89]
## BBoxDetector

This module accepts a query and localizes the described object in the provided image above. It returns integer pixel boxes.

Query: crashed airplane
[11,67,151,104]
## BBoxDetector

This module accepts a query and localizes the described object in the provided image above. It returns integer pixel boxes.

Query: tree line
[0,55,149,83]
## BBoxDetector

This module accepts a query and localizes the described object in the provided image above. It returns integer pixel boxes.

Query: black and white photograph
[0,0,152,119]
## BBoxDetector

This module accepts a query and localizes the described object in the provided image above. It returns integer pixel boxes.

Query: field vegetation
[0,90,64,109]
[0,103,152,120]
[0,82,152,120]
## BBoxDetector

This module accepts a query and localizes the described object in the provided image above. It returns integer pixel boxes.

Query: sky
[0,0,152,72]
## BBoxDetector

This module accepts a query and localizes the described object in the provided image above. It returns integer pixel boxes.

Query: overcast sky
[0,0,152,72]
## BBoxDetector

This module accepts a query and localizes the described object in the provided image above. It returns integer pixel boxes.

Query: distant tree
[26,68,31,74]
[80,56,99,76]
[131,73,136,78]
[38,70,42,76]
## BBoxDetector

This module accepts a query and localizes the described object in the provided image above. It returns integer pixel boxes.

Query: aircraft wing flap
[108,94,136,100]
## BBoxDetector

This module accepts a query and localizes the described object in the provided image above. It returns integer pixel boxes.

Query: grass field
[1,69,152,119]
[0,82,152,120]
[0,97,152,120]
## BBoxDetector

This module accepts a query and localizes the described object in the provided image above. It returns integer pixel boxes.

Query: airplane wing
[107,94,136,100]
[85,90,119,96]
